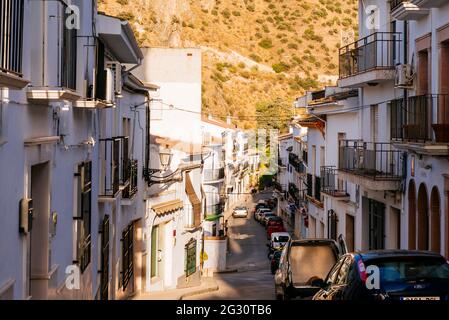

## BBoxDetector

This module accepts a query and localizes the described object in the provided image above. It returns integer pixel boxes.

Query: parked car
[232,206,248,218]
[261,212,277,226]
[266,217,286,239]
[313,250,449,301]
[271,250,283,275]
[274,237,347,300]
[253,202,269,218]
[254,208,272,222]
[268,232,290,258]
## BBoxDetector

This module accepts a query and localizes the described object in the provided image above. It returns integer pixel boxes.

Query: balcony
[338,140,404,191]
[391,0,429,20]
[99,138,121,199]
[0,0,29,89]
[391,94,449,156]
[27,5,79,103]
[306,173,313,198]
[278,157,287,168]
[205,203,224,216]
[411,0,447,8]
[320,166,350,200]
[289,153,306,174]
[338,32,401,88]
[122,159,138,200]
[203,167,225,183]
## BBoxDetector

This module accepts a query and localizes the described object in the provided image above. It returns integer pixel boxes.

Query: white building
[294,88,359,250]
[135,47,204,292]
[292,0,449,257]
[388,0,449,256]
[0,1,152,300]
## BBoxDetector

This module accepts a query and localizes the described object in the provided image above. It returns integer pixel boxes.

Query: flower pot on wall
[432,124,449,143]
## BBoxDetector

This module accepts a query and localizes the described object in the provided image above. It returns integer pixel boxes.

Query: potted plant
[432,123,449,143]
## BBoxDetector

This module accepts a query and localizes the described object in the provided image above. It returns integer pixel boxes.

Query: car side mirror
[311,278,325,288]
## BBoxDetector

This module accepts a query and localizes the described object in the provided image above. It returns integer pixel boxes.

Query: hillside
[98,0,358,129]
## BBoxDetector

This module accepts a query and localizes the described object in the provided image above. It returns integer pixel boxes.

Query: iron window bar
[0,0,24,76]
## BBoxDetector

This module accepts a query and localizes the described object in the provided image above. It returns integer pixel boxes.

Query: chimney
[226,115,232,125]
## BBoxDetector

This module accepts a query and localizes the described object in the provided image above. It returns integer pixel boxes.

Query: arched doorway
[417,184,429,250]
[430,187,441,253]
[408,180,416,249]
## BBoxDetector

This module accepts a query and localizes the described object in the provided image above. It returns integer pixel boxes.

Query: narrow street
[187,192,276,300]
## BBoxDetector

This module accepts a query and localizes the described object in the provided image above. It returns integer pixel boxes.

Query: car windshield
[264,214,275,218]
[274,236,290,242]
[364,256,449,283]
[290,244,337,286]
[235,207,246,210]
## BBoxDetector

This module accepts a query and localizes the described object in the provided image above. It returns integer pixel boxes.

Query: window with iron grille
[121,223,134,290]
[61,5,77,90]
[0,0,24,76]
[185,239,197,277]
[75,161,92,273]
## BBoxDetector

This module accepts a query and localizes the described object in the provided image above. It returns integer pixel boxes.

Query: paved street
[187,192,277,300]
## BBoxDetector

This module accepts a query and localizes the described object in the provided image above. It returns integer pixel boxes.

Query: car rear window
[274,236,290,242]
[290,244,338,286]
[364,256,449,283]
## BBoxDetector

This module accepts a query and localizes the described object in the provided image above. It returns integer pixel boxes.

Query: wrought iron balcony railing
[122,159,138,199]
[314,175,321,202]
[339,140,404,180]
[339,32,401,79]
[289,153,306,174]
[320,166,349,198]
[306,173,313,197]
[99,138,121,197]
[391,0,406,11]
[1,0,24,76]
[203,167,225,182]
[391,94,449,143]
[77,234,91,274]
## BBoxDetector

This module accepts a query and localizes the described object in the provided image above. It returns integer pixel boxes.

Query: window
[150,226,158,278]
[371,105,379,142]
[185,239,197,277]
[0,0,24,76]
[369,199,385,250]
[61,5,77,89]
[75,161,92,273]
[121,223,134,290]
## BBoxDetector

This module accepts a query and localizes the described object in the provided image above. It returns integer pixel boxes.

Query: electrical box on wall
[19,198,33,234]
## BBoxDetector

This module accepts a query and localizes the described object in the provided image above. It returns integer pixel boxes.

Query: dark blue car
[313,250,449,300]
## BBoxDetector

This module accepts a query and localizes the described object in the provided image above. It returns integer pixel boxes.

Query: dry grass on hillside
[98,0,358,129]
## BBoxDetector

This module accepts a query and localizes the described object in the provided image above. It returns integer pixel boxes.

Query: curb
[179,284,219,300]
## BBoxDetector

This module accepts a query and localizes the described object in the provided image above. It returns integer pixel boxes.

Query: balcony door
[28,162,50,299]
[368,199,385,250]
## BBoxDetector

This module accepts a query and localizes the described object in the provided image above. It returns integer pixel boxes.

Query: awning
[185,172,201,226]
[151,199,183,215]
[205,214,223,222]
[185,172,201,206]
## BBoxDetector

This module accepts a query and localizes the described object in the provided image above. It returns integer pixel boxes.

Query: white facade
[0,1,151,300]
[136,47,204,292]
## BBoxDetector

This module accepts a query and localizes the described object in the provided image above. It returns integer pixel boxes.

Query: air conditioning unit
[395,64,414,88]
[106,62,123,101]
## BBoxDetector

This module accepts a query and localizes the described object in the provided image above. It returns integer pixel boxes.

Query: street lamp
[144,146,174,186]
[159,148,173,170]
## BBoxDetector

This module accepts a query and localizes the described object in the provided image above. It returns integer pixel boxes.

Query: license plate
[401,296,440,300]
